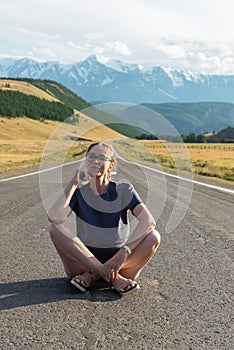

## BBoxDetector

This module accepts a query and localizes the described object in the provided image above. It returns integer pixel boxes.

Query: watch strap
[121,245,132,255]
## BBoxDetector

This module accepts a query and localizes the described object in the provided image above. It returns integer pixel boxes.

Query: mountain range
[1,55,234,104]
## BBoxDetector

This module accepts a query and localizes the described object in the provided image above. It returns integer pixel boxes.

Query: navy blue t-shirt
[69,181,141,248]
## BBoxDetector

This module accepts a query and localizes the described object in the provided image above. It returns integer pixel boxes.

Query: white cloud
[157,44,186,59]
[85,33,105,41]
[104,42,133,56]
[180,51,234,75]
[30,46,57,59]
[67,41,83,50]
[196,53,207,62]
[206,45,233,58]
[19,28,61,40]
[0,0,233,73]
[71,41,134,57]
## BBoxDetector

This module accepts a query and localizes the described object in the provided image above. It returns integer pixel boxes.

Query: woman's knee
[49,223,59,240]
[147,229,161,249]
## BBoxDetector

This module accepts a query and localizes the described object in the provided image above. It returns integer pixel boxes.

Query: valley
[0,78,233,184]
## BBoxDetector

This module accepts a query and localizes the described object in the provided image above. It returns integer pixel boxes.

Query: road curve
[1,159,233,350]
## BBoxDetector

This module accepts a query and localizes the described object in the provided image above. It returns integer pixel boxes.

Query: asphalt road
[1,159,234,350]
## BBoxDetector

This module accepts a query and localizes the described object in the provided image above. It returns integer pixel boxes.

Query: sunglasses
[86,153,111,163]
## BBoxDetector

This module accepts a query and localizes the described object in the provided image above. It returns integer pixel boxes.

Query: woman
[48,142,160,296]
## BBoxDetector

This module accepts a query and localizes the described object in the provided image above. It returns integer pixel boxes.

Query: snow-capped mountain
[1,55,234,104]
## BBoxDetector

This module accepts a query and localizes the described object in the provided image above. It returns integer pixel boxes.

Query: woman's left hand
[104,249,128,281]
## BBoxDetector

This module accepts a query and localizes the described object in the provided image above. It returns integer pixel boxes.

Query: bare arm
[125,202,156,250]
[47,171,79,224]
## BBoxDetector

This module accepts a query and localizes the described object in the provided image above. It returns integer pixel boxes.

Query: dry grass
[0,117,60,141]
[0,79,126,174]
[0,116,125,174]
[2,113,232,183]
[140,140,234,182]
[0,79,59,102]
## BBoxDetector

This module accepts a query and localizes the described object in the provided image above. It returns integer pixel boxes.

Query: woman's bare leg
[50,224,160,291]
[118,229,160,281]
[49,223,107,279]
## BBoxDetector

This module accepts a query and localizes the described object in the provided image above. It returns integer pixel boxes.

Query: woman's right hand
[104,249,128,282]
[76,161,91,186]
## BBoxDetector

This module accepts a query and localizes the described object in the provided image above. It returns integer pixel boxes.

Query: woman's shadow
[0,277,120,310]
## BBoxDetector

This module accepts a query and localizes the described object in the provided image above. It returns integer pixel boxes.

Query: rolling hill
[0,79,126,174]
[0,78,90,121]
[0,78,143,138]
[142,102,234,135]
[1,78,233,137]
[207,126,234,142]
[0,78,127,143]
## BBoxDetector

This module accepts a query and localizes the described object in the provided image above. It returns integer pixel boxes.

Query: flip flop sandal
[70,276,90,292]
[116,281,140,296]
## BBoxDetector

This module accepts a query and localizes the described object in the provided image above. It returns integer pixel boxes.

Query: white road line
[141,163,234,194]
[0,159,81,183]
[117,154,234,195]
[1,156,234,195]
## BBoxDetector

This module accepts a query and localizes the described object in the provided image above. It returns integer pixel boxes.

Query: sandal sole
[118,283,140,296]
[70,278,87,292]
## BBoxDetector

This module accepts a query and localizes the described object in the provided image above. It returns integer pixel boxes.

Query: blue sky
[0,0,233,74]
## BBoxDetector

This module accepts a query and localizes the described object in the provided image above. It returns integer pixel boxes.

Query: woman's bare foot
[70,271,97,292]
[112,274,140,296]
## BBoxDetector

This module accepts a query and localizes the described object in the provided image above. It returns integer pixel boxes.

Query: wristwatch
[121,245,132,255]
